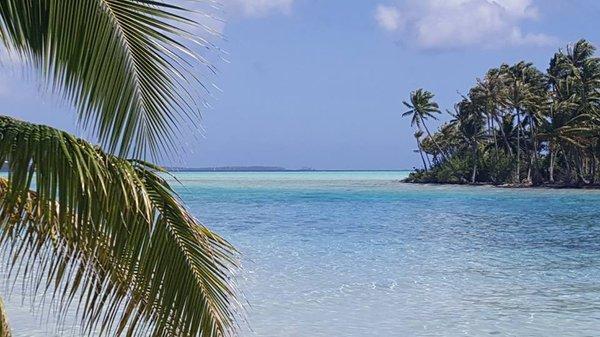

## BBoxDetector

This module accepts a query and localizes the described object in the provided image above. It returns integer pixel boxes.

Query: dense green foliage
[0,1,239,337]
[0,117,239,337]
[404,39,600,187]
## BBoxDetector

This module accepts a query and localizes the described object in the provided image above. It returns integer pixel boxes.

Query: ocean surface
[4,171,600,336]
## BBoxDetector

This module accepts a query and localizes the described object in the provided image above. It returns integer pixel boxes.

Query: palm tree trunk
[575,152,590,185]
[0,296,10,337]
[492,122,499,154]
[516,108,521,183]
[420,118,447,161]
[491,116,500,182]
[563,151,572,183]
[549,147,555,183]
[592,154,597,184]
[417,140,428,171]
[532,143,541,185]
[528,112,540,185]
[494,115,513,156]
[471,142,478,184]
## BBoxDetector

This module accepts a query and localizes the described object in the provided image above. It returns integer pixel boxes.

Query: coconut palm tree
[547,40,600,184]
[480,69,512,155]
[471,71,507,151]
[0,2,238,337]
[461,118,485,184]
[518,65,549,184]
[502,62,537,183]
[403,89,448,160]
[449,99,486,183]
[538,108,586,183]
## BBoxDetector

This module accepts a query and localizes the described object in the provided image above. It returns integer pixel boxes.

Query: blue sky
[3,0,600,169]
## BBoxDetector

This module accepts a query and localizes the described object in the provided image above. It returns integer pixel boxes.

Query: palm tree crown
[402,89,441,127]
[403,89,448,161]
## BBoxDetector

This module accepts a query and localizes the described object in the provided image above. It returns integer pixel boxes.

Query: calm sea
[5,171,600,336]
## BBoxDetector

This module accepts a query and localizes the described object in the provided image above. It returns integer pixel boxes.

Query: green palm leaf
[0,116,240,336]
[0,0,214,158]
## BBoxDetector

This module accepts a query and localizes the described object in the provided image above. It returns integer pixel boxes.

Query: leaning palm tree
[0,1,239,337]
[403,89,447,160]
[450,99,485,183]
[539,96,591,184]
[470,70,508,153]
[459,115,486,184]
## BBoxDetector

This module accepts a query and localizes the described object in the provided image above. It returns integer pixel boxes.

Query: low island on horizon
[165,166,411,172]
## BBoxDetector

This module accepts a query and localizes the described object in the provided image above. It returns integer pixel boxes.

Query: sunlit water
[5,171,600,336]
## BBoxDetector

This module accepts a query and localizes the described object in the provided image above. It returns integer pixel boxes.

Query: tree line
[404,39,600,187]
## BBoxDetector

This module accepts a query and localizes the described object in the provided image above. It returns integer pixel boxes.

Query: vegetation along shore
[403,39,600,188]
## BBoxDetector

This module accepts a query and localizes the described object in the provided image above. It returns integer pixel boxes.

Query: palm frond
[0,0,217,159]
[0,116,240,337]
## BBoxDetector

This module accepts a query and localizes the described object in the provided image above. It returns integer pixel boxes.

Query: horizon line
[165,166,413,172]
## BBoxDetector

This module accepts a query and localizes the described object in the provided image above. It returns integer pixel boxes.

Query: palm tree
[503,62,536,183]
[519,66,549,184]
[451,99,485,183]
[403,89,448,160]
[462,118,485,184]
[0,2,238,337]
[547,40,600,184]
[469,70,511,180]
[538,117,590,183]
[478,69,512,156]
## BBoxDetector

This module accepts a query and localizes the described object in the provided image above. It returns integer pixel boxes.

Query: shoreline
[400,180,600,190]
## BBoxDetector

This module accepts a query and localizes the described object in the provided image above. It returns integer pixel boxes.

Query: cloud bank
[374,0,556,49]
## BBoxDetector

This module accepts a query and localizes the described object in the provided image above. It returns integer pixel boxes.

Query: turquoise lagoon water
[5,171,600,336]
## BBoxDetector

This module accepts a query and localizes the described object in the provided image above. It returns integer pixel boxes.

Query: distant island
[0,163,315,173]
[402,39,600,188]
[167,166,316,172]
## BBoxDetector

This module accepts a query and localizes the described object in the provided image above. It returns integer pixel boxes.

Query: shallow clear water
[5,171,600,336]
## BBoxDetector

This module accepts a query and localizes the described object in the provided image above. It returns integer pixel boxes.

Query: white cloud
[375,5,404,32]
[183,0,294,36]
[374,0,556,49]
[223,0,294,17]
